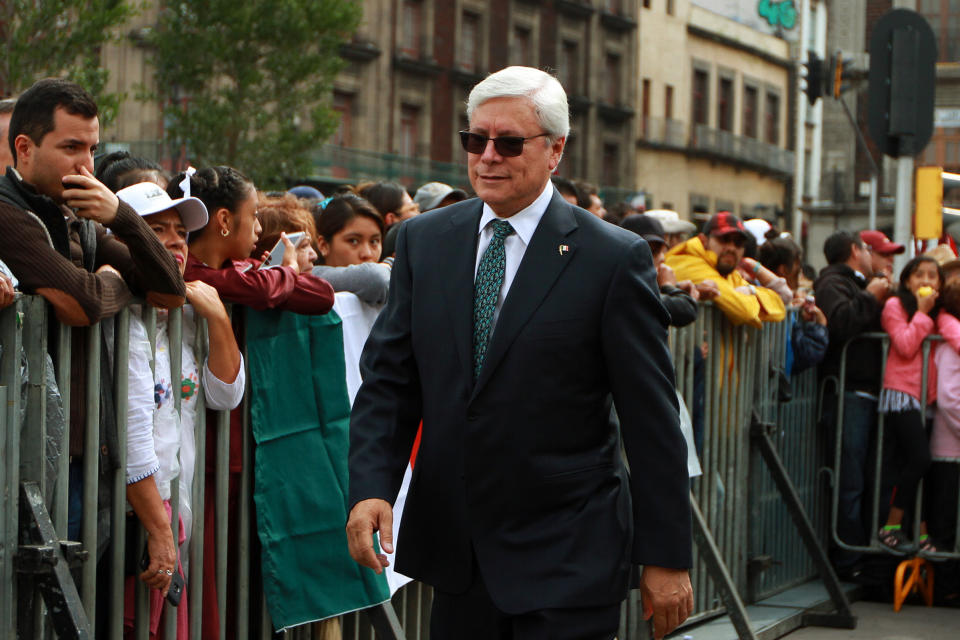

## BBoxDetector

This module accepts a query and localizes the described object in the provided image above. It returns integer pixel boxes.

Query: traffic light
[829,51,855,99]
[802,51,824,105]
[916,166,943,240]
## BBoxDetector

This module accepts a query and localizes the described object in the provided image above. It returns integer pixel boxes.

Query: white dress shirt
[474,181,554,327]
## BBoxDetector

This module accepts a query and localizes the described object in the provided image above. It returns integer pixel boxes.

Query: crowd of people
[816,228,960,585]
[1,68,959,638]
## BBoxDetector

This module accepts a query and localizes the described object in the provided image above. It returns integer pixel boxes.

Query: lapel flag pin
[558,244,569,256]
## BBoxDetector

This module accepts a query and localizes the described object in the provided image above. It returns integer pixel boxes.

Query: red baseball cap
[703,211,747,238]
[860,230,905,255]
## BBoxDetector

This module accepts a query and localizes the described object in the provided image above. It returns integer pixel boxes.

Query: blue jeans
[824,392,877,570]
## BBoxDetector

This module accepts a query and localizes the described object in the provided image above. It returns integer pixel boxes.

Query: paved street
[784,601,960,639]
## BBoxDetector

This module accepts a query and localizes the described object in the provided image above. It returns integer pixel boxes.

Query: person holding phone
[255,192,392,305]
[114,181,246,637]
[166,166,334,638]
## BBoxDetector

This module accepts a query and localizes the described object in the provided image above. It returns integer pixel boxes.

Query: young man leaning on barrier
[0,79,185,551]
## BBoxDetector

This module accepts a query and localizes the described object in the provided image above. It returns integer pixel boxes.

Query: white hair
[466,66,570,140]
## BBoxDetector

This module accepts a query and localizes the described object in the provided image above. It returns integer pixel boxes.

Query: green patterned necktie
[473,219,516,380]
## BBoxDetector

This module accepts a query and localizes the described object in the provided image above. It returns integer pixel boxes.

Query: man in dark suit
[347,66,692,640]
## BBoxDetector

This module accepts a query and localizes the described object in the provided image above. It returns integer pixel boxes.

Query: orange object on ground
[893,557,934,612]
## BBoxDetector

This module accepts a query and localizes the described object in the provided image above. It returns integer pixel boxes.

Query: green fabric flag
[246,308,390,630]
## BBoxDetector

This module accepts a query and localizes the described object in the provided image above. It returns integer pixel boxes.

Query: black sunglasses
[711,232,746,248]
[459,131,550,157]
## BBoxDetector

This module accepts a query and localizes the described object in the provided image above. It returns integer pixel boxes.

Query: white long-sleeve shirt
[123,305,245,546]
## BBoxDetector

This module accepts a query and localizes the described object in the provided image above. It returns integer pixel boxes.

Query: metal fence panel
[1,297,904,639]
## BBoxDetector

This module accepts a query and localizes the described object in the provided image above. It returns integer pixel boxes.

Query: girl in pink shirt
[878,255,942,554]
[929,280,960,549]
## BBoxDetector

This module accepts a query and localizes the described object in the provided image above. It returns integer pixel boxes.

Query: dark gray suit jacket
[349,189,692,614]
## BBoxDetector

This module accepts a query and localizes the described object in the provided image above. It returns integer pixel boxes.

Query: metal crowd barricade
[830,332,960,561]
[0,297,270,638]
[1,296,852,639]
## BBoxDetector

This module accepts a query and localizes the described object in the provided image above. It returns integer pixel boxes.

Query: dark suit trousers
[429,555,620,640]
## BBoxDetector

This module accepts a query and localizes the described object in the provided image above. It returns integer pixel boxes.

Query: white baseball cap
[644,209,696,235]
[117,181,209,232]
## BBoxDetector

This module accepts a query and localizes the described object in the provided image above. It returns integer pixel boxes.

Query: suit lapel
[471,191,578,398]
[440,200,484,382]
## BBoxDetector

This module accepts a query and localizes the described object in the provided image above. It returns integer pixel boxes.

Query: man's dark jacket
[349,190,692,615]
[814,263,883,393]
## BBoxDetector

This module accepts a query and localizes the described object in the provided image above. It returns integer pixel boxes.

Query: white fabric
[676,391,702,478]
[123,305,245,565]
[333,291,412,594]
[474,181,553,327]
[125,317,161,483]
[333,292,384,404]
[878,388,924,414]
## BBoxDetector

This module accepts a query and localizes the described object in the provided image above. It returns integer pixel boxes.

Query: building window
[690,193,710,218]
[765,91,780,146]
[642,78,651,135]
[717,76,734,132]
[665,84,674,120]
[559,41,580,94]
[603,143,619,181]
[332,91,353,147]
[692,68,709,125]
[919,0,960,62]
[605,54,621,105]
[947,139,960,169]
[459,12,481,72]
[743,85,758,139]
[643,0,651,8]
[400,105,420,157]
[667,0,675,15]
[512,25,532,66]
[716,199,735,214]
[603,0,623,13]
[400,0,422,58]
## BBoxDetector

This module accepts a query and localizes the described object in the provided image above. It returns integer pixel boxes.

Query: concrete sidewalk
[783,601,960,639]
[665,580,959,640]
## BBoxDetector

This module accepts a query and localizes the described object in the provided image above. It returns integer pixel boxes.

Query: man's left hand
[62,166,119,225]
[640,565,693,640]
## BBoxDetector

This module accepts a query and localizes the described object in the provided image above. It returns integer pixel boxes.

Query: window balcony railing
[312,143,469,189]
[690,123,794,176]
[639,116,687,150]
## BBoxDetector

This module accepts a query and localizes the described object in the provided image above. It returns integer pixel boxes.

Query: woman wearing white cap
[114,181,245,638]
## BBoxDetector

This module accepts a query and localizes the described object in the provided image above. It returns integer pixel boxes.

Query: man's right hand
[695,279,720,300]
[95,264,122,278]
[62,166,120,225]
[346,498,393,574]
[866,276,891,301]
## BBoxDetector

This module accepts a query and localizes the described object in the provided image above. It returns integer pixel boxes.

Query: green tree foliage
[147,0,362,189]
[0,0,134,125]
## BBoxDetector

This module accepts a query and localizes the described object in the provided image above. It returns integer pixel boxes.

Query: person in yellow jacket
[665,212,786,328]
